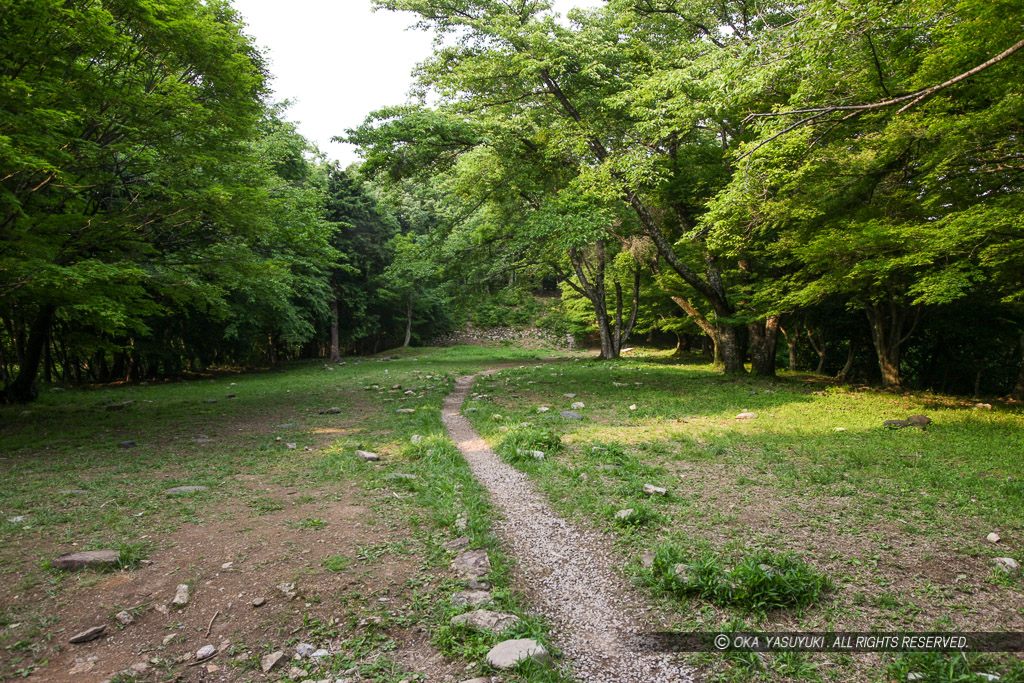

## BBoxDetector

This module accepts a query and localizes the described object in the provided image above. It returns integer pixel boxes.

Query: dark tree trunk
[748,315,781,378]
[780,320,801,370]
[1012,333,1024,401]
[5,305,55,403]
[865,302,919,389]
[836,342,857,382]
[403,295,413,348]
[806,327,827,373]
[329,300,342,363]
[569,243,618,360]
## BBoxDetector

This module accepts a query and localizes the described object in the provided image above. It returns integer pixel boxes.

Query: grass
[462,348,1024,682]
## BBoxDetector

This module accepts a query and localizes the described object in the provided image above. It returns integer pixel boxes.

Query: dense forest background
[2,0,1022,402]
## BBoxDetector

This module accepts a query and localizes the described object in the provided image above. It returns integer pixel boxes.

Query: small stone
[295,643,316,658]
[672,563,690,582]
[974,403,992,410]
[536,406,550,413]
[310,649,330,659]
[445,536,471,550]
[115,610,134,625]
[615,508,635,520]
[162,633,180,645]
[355,450,380,462]
[7,515,26,524]
[130,662,150,673]
[288,666,308,680]
[164,486,208,496]
[908,674,925,682]
[106,401,134,411]
[643,484,667,496]
[641,550,655,568]
[834,427,847,431]
[736,412,758,420]
[195,645,216,661]
[451,549,490,579]
[455,515,468,532]
[570,402,585,410]
[451,609,520,632]
[907,414,932,428]
[515,448,546,460]
[629,404,638,411]
[221,561,233,569]
[69,625,106,643]
[118,440,137,449]
[171,584,190,607]
[252,597,266,607]
[563,393,577,398]
[285,442,297,450]
[261,651,285,673]
[987,532,1001,544]
[884,419,911,428]
[277,582,298,599]
[68,661,95,674]
[468,577,491,590]
[411,434,424,443]
[451,590,492,607]
[225,393,236,399]
[319,407,342,414]
[203,399,218,404]
[485,638,550,669]
[560,411,582,420]
[994,557,1019,573]
[52,549,121,571]
[976,674,1001,682]
[396,408,415,414]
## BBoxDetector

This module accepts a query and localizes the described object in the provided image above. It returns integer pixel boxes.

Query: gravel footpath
[442,372,694,682]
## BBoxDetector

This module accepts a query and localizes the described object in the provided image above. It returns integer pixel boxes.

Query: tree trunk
[748,315,781,378]
[329,300,341,363]
[611,265,641,355]
[806,327,827,373]
[1012,333,1024,401]
[865,302,919,389]
[402,295,413,348]
[5,305,55,403]
[569,244,618,360]
[780,320,801,370]
[837,342,857,382]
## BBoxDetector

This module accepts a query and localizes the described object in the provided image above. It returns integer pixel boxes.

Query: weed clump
[497,426,564,464]
[649,544,833,612]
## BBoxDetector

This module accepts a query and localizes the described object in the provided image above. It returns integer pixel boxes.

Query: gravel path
[442,372,694,682]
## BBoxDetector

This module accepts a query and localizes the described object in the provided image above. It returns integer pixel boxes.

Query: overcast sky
[232,0,603,167]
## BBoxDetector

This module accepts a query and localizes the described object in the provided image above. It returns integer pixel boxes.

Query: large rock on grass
[450,609,520,633]
[485,638,550,669]
[52,550,120,571]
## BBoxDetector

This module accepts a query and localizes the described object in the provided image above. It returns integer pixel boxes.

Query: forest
[2,0,1023,402]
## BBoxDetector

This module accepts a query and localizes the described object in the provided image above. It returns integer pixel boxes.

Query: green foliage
[497,425,565,463]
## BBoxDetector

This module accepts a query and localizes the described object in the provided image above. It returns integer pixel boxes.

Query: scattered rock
[907,414,932,428]
[106,401,134,411]
[287,667,308,681]
[69,625,106,644]
[294,643,316,658]
[52,549,121,571]
[171,584,190,607]
[451,609,520,632]
[629,404,638,411]
[252,597,266,607]
[68,661,95,675]
[311,648,330,659]
[641,550,655,568]
[994,557,1018,573]
[736,412,758,420]
[884,419,912,429]
[118,440,137,449]
[974,403,993,410]
[445,536,471,550]
[164,486,208,496]
[485,638,550,670]
[987,532,1001,544]
[130,661,150,673]
[411,434,424,443]
[261,651,285,673]
[203,399,218,404]
[7,515,26,523]
[115,610,134,626]
[563,393,577,398]
[451,549,490,579]
[672,563,690,582]
[225,393,236,399]
[221,561,233,569]
[59,489,89,495]
[162,633,180,645]
[355,450,380,462]
[643,484,667,496]
[468,577,491,590]
[285,442,297,450]
[908,674,925,682]
[451,590,492,607]
[515,448,546,460]
[455,515,468,532]
[615,508,635,520]
[396,408,415,414]
[319,407,342,414]
[570,402,585,410]
[560,411,583,420]
[195,645,216,661]
[277,582,298,599]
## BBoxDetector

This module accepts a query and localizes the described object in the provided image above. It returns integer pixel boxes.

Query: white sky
[232,0,603,167]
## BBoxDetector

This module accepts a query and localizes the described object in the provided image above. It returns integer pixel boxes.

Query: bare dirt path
[442,371,694,683]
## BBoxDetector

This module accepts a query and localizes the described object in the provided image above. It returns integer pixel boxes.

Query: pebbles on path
[441,372,691,683]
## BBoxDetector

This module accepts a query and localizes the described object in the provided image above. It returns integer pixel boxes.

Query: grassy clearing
[0,345,571,681]
[463,349,1024,682]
